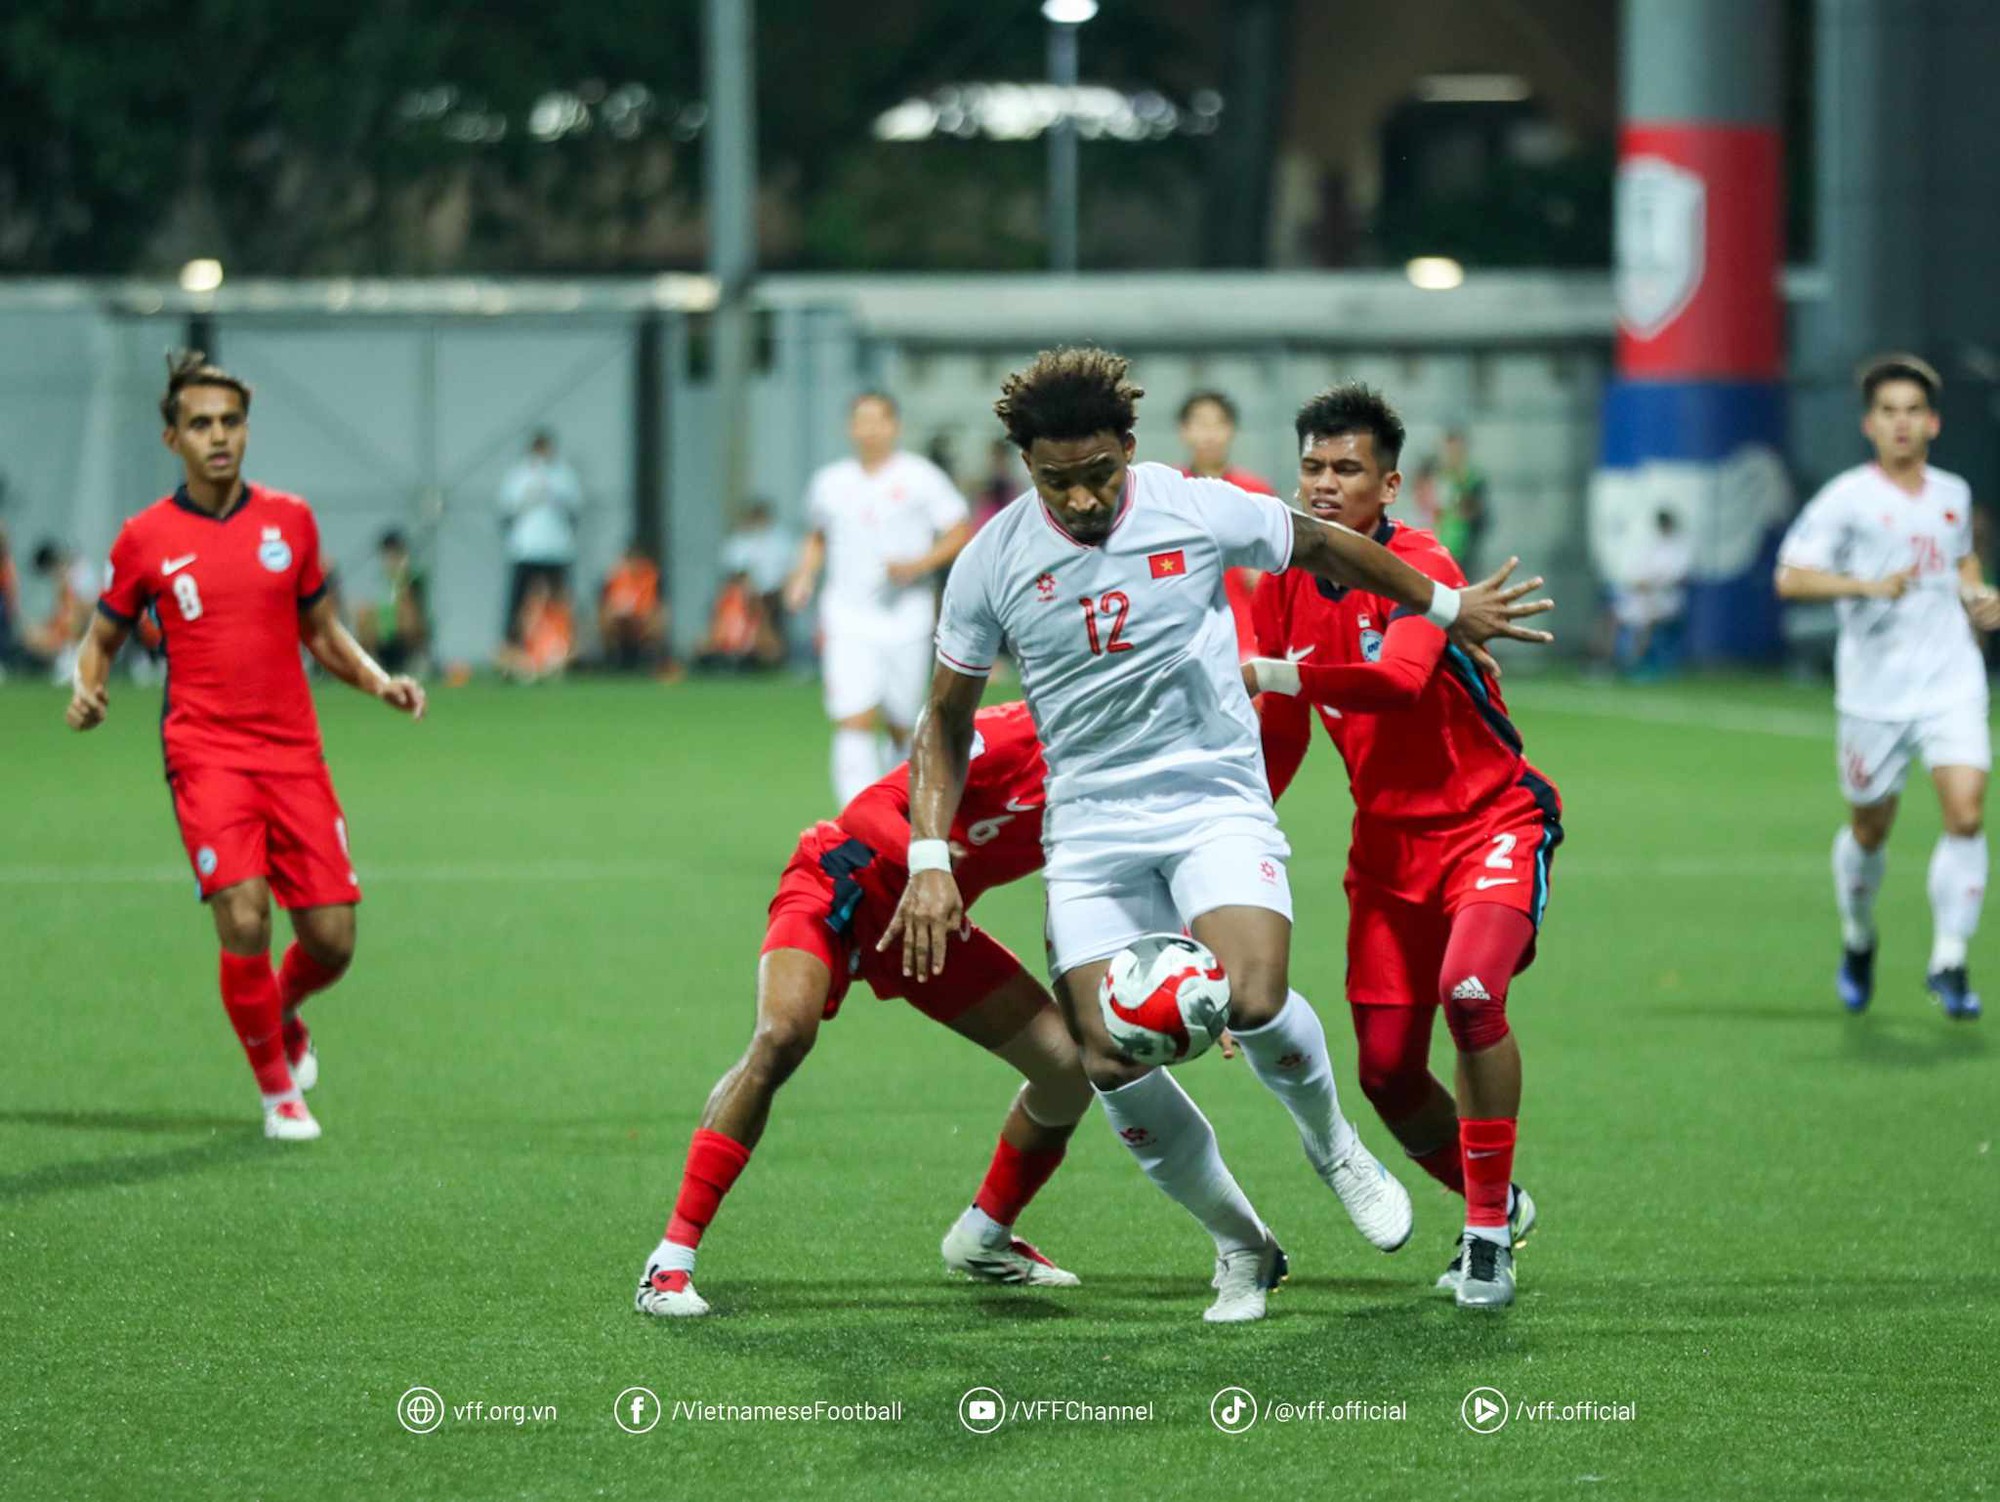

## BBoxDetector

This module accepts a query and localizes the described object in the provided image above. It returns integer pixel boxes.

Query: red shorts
[167,763,362,910]
[761,822,1023,1023]
[1344,774,1561,1009]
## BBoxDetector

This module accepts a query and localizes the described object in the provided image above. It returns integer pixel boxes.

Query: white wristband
[1423,582,1461,629]
[1249,658,1302,696]
[907,839,952,874]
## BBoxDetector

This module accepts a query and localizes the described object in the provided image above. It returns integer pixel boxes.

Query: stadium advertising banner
[1594,121,1790,662]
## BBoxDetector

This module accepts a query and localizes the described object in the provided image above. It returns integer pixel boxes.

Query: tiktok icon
[1210,1387,1258,1434]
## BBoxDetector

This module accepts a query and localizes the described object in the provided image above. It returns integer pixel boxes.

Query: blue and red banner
[1594,122,1789,662]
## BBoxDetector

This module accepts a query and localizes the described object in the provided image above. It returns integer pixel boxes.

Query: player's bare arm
[782,531,826,613]
[1288,510,1554,675]
[879,665,983,979]
[300,594,427,720]
[1955,554,2000,631]
[65,610,131,730]
[1774,562,1913,602]
[885,520,973,589]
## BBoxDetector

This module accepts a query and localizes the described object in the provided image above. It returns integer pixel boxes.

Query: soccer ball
[1098,935,1231,1066]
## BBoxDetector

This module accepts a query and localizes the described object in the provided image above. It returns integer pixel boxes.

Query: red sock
[665,1129,753,1248]
[219,951,294,1099]
[276,943,345,1060]
[1460,1117,1517,1230]
[972,1138,1067,1228]
[1411,1135,1466,1196]
[277,942,345,1009]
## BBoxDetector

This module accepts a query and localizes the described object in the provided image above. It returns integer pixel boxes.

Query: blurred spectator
[355,528,430,676]
[1434,429,1489,568]
[696,571,785,672]
[1407,455,1442,532]
[498,428,583,642]
[925,432,958,484]
[599,541,680,678]
[969,438,1020,533]
[719,500,795,628]
[495,577,575,683]
[1177,390,1276,660]
[23,540,95,677]
[0,524,21,671]
[1612,510,1693,680]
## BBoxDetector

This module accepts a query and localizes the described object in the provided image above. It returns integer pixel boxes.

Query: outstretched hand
[379,676,428,720]
[1449,557,1554,678]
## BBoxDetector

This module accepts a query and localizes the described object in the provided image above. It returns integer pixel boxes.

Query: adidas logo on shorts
[1451,976,1491,1002]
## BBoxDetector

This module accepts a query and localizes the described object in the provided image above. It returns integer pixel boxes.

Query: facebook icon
[614,1387,662,1434]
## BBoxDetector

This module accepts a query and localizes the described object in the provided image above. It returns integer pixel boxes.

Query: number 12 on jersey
[1079,592,1134,656]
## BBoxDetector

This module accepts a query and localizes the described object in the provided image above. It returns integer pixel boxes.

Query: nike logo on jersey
[1285,644,1316,663]
[1472,877,1519,890]
[163,554,198,575]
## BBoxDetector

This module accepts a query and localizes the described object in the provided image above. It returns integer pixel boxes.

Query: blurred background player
[497,428,584,644]
[1177,389,1276,660]
[894,348,1554,1321]
[783,391,972,802]
[354,527,430,677]
[1247,384,1561,1310]
[65,352,426,1140]
[1775,354,1999,1020]
[637,701,1089,1317]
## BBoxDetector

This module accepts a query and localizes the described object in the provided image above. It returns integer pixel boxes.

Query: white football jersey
[1778,463,1986,721]
[806,451,968,635]
[934,462,1295,824]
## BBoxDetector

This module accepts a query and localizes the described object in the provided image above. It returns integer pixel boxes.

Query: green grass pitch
[2,672,1992,1501]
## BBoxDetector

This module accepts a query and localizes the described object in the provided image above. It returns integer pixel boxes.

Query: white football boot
[940,1221,1081,1287]
[290,1040,318,1093]
[1204,1232,1289,1323]
[635,1264,711,1318]
[1319,1137,1414,1252]
[262,1097,321,1142]
[1437,1184,1538,1294]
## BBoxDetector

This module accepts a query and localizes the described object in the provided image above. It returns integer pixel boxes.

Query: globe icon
[399,1388,444,1432]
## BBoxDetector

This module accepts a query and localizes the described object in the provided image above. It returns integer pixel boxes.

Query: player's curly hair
[1858,352,1940,408]
[994,347,1144,449]
[1294,382,1406,469]
[159,349,253,427]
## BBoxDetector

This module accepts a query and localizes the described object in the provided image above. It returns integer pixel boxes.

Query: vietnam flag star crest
[1149,549,1187,579]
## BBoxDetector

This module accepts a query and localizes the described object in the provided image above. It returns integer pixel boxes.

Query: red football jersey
[98,484,330,776]
[836,699,1047,904]
[1253,519,1549,821]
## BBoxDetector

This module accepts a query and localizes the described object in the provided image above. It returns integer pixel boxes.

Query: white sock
[1833,826,1887,950]
[260,1088,303,1110]
[1927,832,1987,972]
[831,728,878,804]
[1230,989,1359,1172]
[1095,1070,1266,1255]
[953,1204,1011,1248]
[649,1236,697,1275]
[1465,1223,1510,1247]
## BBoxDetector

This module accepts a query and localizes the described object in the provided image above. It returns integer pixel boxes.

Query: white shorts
[822,626,932,727]
[1042,807,1292,979]
[1838,703,1991,806]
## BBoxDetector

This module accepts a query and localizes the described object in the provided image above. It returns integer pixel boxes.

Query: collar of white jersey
[1036,469,1136,549]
